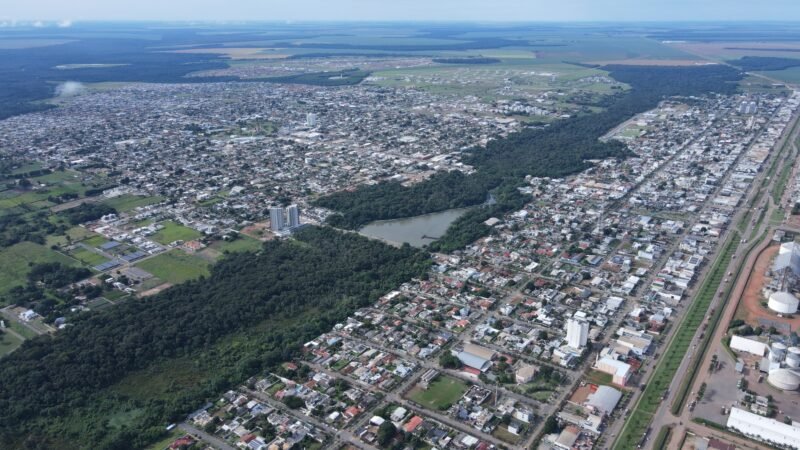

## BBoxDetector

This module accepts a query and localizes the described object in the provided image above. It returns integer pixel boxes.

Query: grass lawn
[151,221,202,245]
[493,424,523,444]
[69,248,109,266]
[0,242,82,297]
[529,390,554,401]
[103,194,164,212]
[135,250,210,284]
[585,370,614,386]
[45,226,98,247]
[212,235,263,254]
[83,235,110,248]
[0,330,24,357]
[407,375,468,411]
[143,429,183,450]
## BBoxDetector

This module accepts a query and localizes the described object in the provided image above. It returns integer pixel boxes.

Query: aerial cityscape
[2,2,800,450]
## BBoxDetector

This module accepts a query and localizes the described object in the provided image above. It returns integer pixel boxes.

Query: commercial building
[269,207,284,232]
[727,407,800,448]
[306,113,317,127]
[594,356,631,387]
[287,204,301,228]
[566,318,589,350]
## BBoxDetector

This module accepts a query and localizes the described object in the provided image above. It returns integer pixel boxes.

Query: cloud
[32,20,44,27]
[55,81,86,97]
[57,19,72,28]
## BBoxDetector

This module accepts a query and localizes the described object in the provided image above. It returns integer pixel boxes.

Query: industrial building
[727,407,800,448]
[730,335,767,356]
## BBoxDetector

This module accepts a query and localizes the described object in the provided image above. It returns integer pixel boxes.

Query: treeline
[317,171,492,229]
[316,65,742,249]
[728,56,800,71]
[62,203,117,225]
[0,226,430,449]
[0,210,67,249]
[262,69,370,86]
[433,57,501,65]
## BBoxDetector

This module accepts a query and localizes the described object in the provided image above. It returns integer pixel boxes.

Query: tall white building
[306,113,317,127]
[566,318,589,350]
[287,204,300,228]
[269,207,285,231]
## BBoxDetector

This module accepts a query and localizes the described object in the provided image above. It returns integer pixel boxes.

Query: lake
[358,207,471,248]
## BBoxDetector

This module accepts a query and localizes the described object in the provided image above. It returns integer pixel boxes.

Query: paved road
[639,107,800,449]
[178,422,237,450]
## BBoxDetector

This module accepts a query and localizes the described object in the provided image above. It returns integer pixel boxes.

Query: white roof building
[730,335,768,356]
[727,407,800,448]
[774,242,800,276]
[584,386,622,416]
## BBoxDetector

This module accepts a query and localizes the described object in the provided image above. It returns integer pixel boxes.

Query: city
[1,5,800,450]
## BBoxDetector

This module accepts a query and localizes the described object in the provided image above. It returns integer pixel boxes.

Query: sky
[2,0,800,23]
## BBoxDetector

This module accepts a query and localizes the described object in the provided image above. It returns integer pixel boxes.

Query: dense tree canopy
[0,226,430,449]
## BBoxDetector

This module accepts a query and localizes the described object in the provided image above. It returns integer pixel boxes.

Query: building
[594,356,631,386]
[584,385,622,416]
[287,204,301,228]
[774,242,800,276]
[457,344,496,372]
[269,207,285,232]
[306,113,317,127]
[566,318,589,350]
[730,335,767,356]
[727,407,800,448]
[516,364,537,384]
[768,291,799,314]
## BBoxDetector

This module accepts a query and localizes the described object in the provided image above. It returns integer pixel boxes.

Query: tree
[377,421,397,447]
[439,352,463,369]
[283,395,304,409]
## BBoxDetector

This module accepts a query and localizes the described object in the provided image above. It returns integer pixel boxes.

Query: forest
[0,226,430,450]
[316,64,743,250]
[728,56,800,71]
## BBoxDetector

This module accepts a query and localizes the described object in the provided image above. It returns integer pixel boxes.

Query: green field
[613,232,740,450]
[103,194,164,212]
[45,226,98,248]
[408,375,468,410]
[69,247,109,266]
[135,250,210,285]
[150,221,202,245]
[0,331,24,357]
[211,235,263,254]
[0,242,81,297]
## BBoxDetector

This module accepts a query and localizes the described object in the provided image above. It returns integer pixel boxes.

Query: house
[516,364,537,384]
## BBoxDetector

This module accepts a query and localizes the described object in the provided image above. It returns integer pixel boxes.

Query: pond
[358,207,471,248]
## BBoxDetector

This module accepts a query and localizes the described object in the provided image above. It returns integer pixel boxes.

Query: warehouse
[730,335,768,356]
[727,407,800,448]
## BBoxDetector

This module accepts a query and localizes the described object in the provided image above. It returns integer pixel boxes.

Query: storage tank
[768,368,800,391]
[787,351,800,368]
[771,342,788,362]
[768,291,799,314]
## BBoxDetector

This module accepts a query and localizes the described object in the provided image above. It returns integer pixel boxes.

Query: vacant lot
[0,242,81,297]
[407,375,468,410]
[103,194,164,212]
[135,250,210,285]
[151,221,202,245]
[0,331,23,357]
